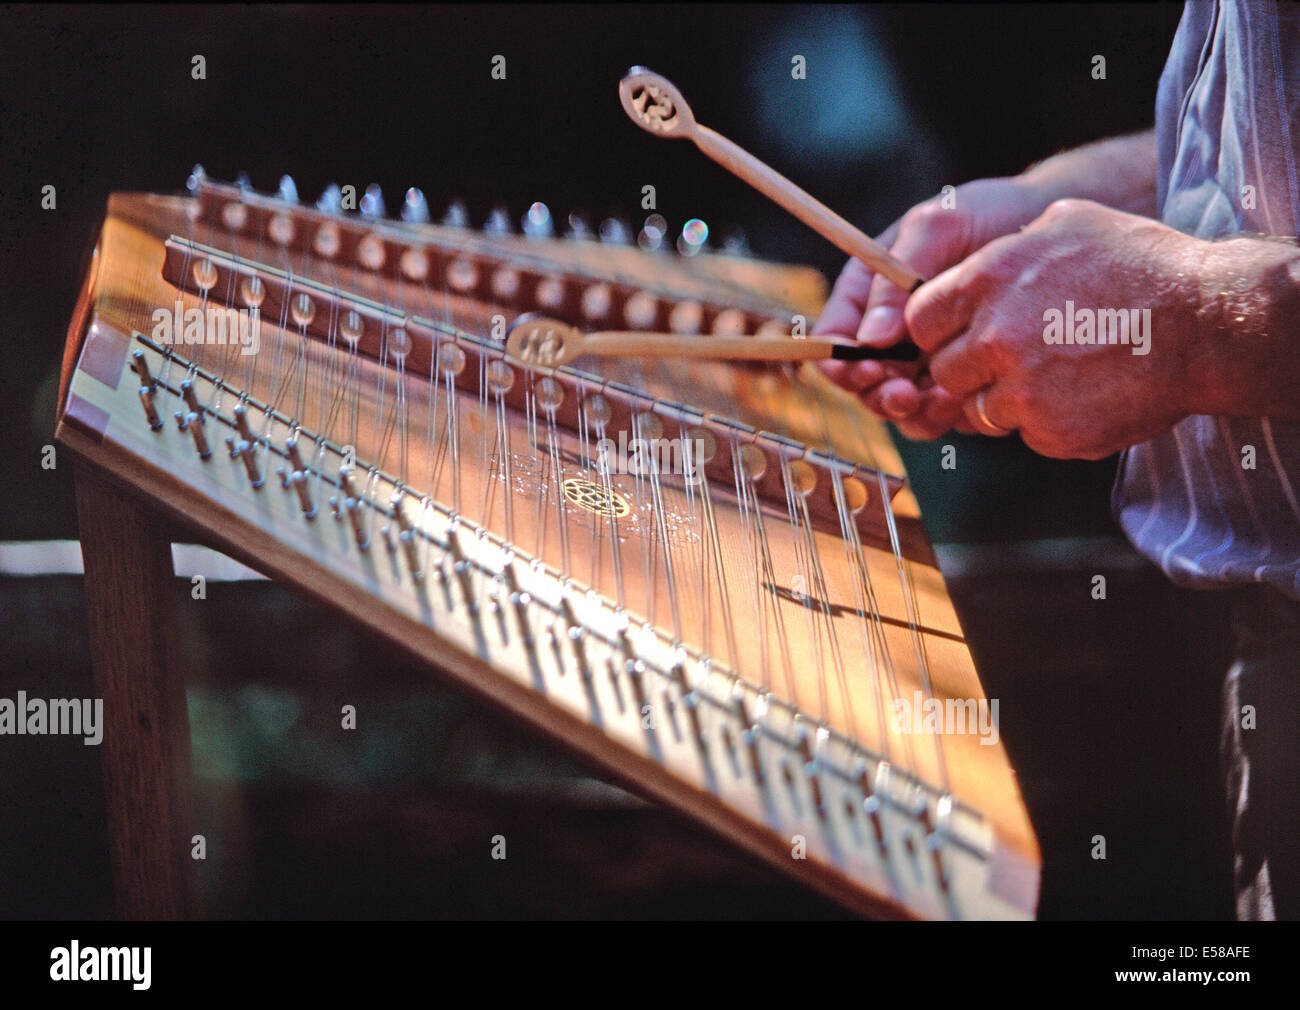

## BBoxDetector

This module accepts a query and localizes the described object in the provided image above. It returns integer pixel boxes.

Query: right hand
[815,176,1057,439]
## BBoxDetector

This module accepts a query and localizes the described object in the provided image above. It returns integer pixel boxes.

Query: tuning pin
[721,226,749,256]
[484,204,512,235]
[521,202,554,238]
[678,218,709,257]
[599,217,632,245]
[565,210,592,240]
[317,183,342,214]
[442,199,469,229]
[277,174,299,204]
[175,409,211,460]
[138,386,162,430]
[235,171,252,194]
[638,213,668,252]
[360,184,385,218]
[186,164,206,194]
[402,187,430,223]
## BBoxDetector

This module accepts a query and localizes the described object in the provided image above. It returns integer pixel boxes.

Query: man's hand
[906,198,1207,459]
[814,177,1056,438]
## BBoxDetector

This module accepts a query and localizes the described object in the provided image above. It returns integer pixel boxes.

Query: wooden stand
[75,466,200,919]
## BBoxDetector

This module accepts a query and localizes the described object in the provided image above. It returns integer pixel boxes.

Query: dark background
[2,3,1238,920]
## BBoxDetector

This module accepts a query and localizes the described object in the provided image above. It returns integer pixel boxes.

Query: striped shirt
[1113,0,1300,602]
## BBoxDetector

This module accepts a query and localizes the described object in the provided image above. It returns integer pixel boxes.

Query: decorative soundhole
[629,82,679,133]
[563,477,630,518]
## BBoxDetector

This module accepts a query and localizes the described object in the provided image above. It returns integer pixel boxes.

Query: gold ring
[975,389,1012,436]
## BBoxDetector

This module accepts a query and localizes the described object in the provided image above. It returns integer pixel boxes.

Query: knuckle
[903,201,950,238]
[1042,197,1086,222]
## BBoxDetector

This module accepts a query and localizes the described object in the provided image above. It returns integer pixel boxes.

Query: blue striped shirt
[1114,0,1300,601]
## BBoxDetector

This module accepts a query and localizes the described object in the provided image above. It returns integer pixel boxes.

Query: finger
[813,257,878,338]
[877,376,921,419]
[857,205,968,348]
[928,329,996,399]
[903,257,980,353]
[890,386,967,439]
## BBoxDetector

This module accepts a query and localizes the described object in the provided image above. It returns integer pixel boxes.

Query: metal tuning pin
[186,164,206,194]
[132,351,162,430]
[316,184,343,215]
[616,622,650,725]
[599,217,631,245]
[344,497,368,550]
[501,564,536,652]
[225,404,263,489]
[330,465,357,519]
[442,199,469,229]
[360,184,385,218]
[794,726,826,820]
[721,225,750,256]
[179,379,202,415]
[275,434,312,515]
[521,201,553,239]
[559,597,593,683]
[857,761,888,853]
[915,794,951,894]
[390,491,422,580]
[733,687,765,786]
[401,188,430,224]
[484,204,512,235]
[175,408,211,460]
[132,349,155,390]
[138,386,163,430]
[277,174,299,204]
[446,529,477,615]
[229,401,254,444]
[670,661,706,750]
[565,210,592,240]
[283,432,307,473]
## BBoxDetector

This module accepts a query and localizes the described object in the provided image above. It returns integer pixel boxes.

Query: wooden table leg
[75,466,201,919]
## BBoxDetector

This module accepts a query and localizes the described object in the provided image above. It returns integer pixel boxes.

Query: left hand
[905,198,1206,459]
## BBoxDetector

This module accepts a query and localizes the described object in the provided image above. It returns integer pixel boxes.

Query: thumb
[857,205,971,347]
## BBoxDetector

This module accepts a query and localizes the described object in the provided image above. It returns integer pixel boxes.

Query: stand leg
[75,466,200,919]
